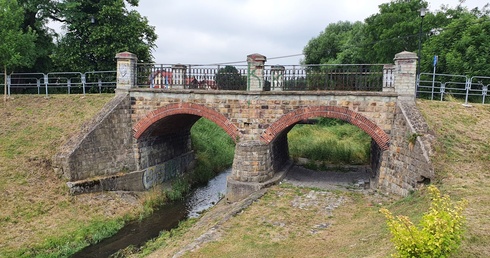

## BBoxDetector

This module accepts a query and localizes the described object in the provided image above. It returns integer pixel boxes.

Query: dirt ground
[282,165,372,191]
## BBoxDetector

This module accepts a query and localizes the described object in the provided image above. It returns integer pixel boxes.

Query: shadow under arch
[133,103,240,141]
[261,106,389,150]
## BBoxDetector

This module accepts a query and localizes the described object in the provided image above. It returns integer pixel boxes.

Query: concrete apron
[225,160,293,202]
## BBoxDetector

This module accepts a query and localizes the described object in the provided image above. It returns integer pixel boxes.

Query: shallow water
[72,169,230,258]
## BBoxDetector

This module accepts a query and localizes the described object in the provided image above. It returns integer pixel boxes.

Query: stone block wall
[53,94,136,181]
[377,101,435,196]
[136,130,192,170]
[230,141,274,183]
[130,90,398,144]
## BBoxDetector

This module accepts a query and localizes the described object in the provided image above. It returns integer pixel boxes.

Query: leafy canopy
[303,0,490,76]
[52,0,157,72]
[0,0,37,71]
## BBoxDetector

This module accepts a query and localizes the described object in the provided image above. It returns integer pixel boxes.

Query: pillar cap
[247,53,267,62]
[394,51,417,61]
[115,51,138,60]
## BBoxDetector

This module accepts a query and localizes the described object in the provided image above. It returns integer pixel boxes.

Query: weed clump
[380,185,467,258]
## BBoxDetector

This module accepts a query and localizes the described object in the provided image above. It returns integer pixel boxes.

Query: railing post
[171,64,187,89]
[483,85,488,104]
[81,73,86,95]
[393,51,418,101]
[115,52,137,95]
[36,78,40,95]
[67,78,71,94]
[271,65,285,91]
[43,74,48,97]
[247,53,266,91]
[7,75,11,96]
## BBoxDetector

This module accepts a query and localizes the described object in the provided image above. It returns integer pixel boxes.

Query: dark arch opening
[134,107,236,191]
[263,106,389,188]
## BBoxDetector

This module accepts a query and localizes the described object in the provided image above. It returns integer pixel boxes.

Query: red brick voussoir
[133,103,240,141]
[261,106,390,150]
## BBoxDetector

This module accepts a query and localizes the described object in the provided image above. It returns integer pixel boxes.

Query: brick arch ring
[260,106,390,150]
[133,103,240,141]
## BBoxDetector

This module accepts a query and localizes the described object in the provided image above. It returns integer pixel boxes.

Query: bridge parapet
[123,52,414,95]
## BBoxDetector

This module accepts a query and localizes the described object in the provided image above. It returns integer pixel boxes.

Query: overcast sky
[132,0,487,65]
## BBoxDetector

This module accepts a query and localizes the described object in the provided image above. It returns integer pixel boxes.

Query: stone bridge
[53,51,435,201]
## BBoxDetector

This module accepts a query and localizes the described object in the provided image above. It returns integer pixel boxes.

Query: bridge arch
[261,106,390,150]
[133,103,240,141]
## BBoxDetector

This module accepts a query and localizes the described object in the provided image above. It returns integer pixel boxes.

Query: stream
[72,169,231,258]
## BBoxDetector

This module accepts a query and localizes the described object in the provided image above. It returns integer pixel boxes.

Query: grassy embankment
[140,99,489,258]
[0,95,138,257]
[0,94,236,257]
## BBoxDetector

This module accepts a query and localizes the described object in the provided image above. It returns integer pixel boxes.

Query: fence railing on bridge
[2,71,116,96]
[137,64,249,90]
[417,73,489,105]
[137,63,393,92]
[0,64,394,95]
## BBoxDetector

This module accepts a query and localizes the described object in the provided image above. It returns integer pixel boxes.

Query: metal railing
[137,63,389,91]
[417,73,489,104]
[137,64,248,90]
[265,64,387,91]
[3,71,116,96]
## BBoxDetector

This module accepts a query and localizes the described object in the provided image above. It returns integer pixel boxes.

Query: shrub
[380,185,468,258]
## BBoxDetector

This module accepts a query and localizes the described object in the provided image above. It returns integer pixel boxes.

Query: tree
[421,5,490,76]
[17,0,59,72]
[52,0,157,72]
[215,66,246,90]
[0,0,37,100]
[361,0,429,63]
[302,21,365,65]
[302,0,490,78]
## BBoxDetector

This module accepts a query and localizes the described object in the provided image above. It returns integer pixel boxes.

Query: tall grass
[190,118,235,184]
[159,118,236,202]
[288,118,371,165]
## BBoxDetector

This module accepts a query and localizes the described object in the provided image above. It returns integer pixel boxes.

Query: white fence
[1,71,116,96]
[417,73,489,105]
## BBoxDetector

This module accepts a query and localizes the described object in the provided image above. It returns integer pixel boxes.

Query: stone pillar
[115,52,137,94]
[171,64,187,89]
[393,51,417,101]
[226,140,273,202]
[247,53,266,91]
[271,65,285,91]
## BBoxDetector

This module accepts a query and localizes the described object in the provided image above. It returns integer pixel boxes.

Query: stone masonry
[52,94,136,181]
[54,51,434,201]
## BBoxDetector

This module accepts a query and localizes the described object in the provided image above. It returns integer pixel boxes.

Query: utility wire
[196,53,304,66]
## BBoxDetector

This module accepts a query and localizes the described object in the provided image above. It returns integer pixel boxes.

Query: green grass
[288,118,371,165]
[14,218,125,258]
[190,118,235,184]
[0,95,146,257]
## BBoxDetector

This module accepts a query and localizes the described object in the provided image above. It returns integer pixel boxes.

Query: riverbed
[72,169,231,258]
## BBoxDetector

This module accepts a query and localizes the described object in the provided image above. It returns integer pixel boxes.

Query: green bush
[380,185,468,258]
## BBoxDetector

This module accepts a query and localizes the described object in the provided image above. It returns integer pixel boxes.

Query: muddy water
[72,169,230,258]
